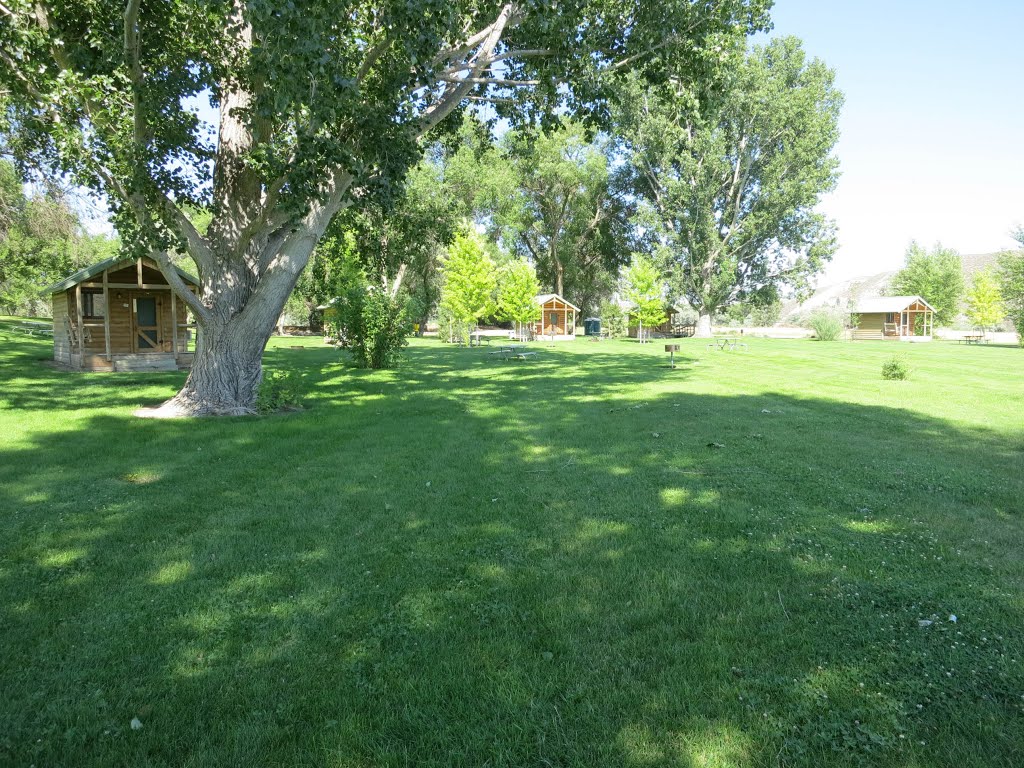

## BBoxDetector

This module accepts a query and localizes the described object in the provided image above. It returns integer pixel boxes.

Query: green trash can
[583,318,601,336]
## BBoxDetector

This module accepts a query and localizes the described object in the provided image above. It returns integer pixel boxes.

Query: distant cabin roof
[42,256,199,295]
[535,293,581,311]
[853,295,935,314]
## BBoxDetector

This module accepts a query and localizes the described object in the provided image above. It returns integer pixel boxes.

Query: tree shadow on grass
[1,345,1023,767]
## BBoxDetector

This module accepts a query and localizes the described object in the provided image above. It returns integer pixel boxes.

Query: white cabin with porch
[852,296,935,341]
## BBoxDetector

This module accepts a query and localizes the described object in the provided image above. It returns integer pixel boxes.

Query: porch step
[113,354,178,372]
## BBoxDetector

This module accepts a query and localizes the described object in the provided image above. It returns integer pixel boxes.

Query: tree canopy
[495,259,542,331]
[623,255,665,342]
[439,228,497,344]
[889,242,964,327]
[616,36,843,337]
[0,0,771,413]
[458,119,632,316]
[0,160,116,315]
[964,269,1004,333]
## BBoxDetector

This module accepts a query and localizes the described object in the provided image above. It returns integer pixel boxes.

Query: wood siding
[532,298,576,338]
[853,313,885,340]
[51,256,197,369]
[52,295,71,364]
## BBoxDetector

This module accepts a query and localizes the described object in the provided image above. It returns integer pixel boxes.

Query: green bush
[337,287,412,368]
[256,369,304,413]
[881,356,910,381]
[808,308,844,341]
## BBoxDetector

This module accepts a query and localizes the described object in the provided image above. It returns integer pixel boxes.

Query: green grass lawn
[1,331,1022,767]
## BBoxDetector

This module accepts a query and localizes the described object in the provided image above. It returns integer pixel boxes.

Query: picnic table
[10,321,53,337]
[707,336,746,351]
[488,344,537,361]
[960,333,986,345]
[469,332,491,347]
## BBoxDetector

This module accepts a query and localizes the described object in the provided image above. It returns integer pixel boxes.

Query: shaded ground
[1,333,1022,767]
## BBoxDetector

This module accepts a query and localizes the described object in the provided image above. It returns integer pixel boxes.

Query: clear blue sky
[761,0,1024,283]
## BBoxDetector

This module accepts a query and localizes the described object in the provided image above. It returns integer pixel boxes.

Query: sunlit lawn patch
[1,330,1022,766]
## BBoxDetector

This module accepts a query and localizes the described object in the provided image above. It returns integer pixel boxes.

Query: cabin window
[82,290,106,318]
[885,312,895,323]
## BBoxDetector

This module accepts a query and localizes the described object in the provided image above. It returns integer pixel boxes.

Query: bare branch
[438,47,551,77]
[419,4,516,136]
[436,75,541,87]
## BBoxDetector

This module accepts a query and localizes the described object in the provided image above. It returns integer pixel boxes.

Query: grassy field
[1,328,1022,767]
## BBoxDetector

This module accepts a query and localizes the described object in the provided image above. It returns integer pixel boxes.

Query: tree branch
[356,34,393,85]
[123,0,146,146]
[418,4,516,136]
[149,249,213,324]
[436,75,542,87]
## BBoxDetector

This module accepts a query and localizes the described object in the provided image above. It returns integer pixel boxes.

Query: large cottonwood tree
[617,36,842,337]
[0,0,768,413]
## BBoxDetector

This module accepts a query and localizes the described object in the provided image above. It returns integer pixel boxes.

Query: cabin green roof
[42,256,199,295]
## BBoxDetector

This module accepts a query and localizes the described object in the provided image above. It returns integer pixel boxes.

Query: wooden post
[101,268,110,360]
[136,257,143,288]
[170,289,178,357]
[74,283,84,363]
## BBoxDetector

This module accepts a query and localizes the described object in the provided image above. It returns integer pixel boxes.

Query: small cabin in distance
[45,256,200,371]
[628,304,694,338]
[532,294,579,340]
[852,296,935,341]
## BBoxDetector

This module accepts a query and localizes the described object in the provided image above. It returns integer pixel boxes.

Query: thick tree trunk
[694,310,713,338]
[168,319,272,415]
[555,263,564,297]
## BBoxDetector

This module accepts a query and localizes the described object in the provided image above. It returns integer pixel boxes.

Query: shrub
[257,368,304,413]
[881,356,910,381]
[808,308,845,341]
[336,287,412,368]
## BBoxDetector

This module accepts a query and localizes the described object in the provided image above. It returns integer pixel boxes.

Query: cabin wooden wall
[534,299,575,336]
[853,313,885,340]
[57,287,191,358]
[52,294,71,364]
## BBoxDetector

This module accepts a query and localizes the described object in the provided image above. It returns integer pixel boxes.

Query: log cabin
[44,256,200,371]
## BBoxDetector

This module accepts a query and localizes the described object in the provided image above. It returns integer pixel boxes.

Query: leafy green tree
[964,269,1005,334]
[439,229,497,345]
[495,260,541,338]
[624,255,665,343]
[889,242,965,327]
[997,243,1024,344]
[0,0,768,414]
[463,120,632,315]
[616,37,842,337]
[0,161,116,315]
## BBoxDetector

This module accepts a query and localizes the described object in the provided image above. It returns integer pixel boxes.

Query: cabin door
[133,296,160,352]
